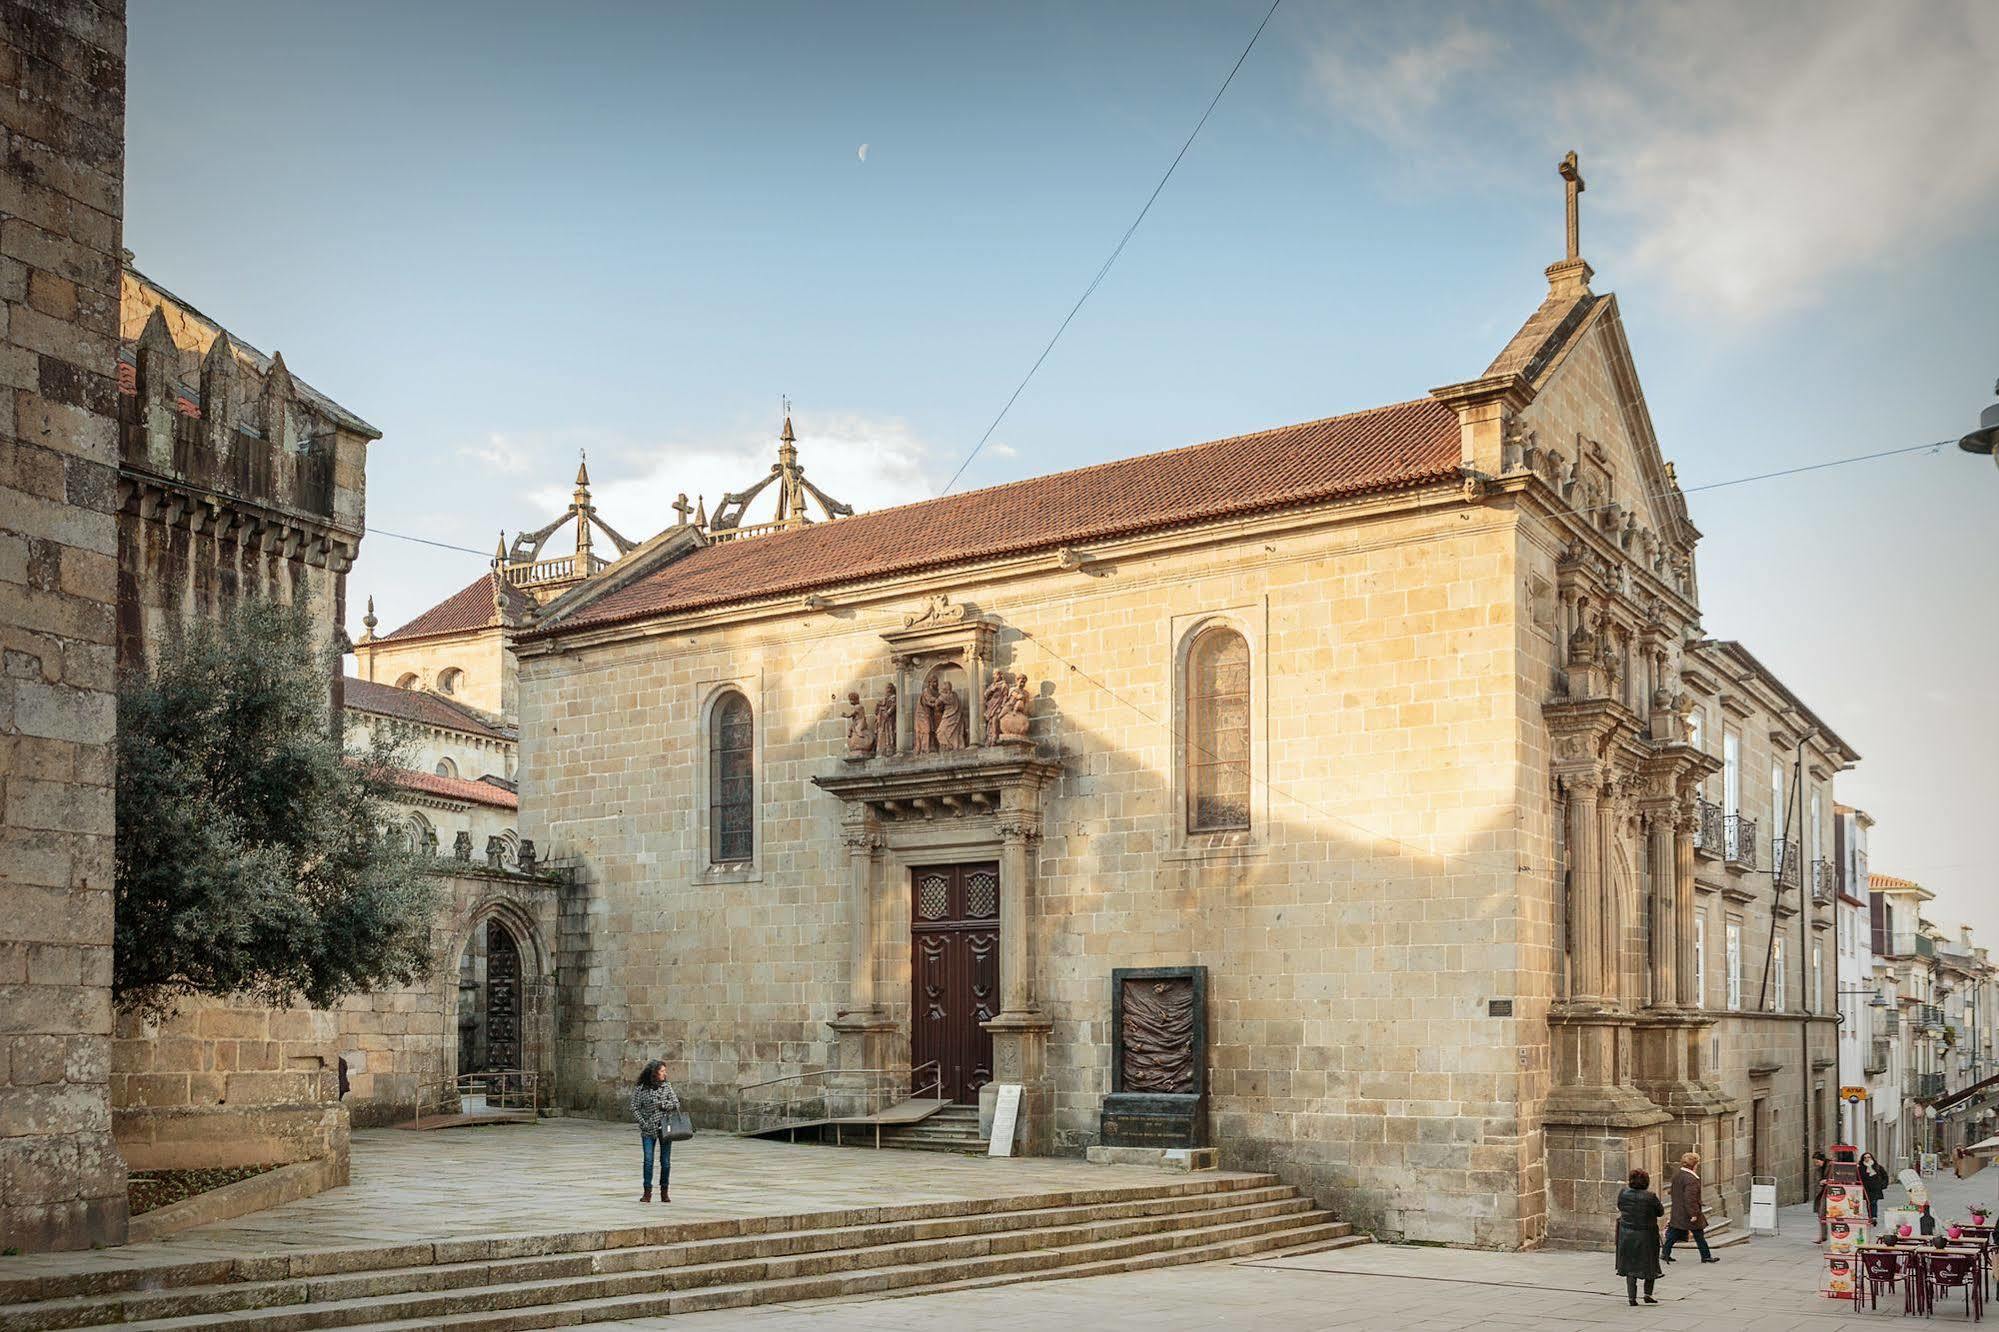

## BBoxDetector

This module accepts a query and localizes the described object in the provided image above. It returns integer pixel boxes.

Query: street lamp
[1961,381,1999,471]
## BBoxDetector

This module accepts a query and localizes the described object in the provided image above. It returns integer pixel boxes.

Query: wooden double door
[910,863,1000,1104]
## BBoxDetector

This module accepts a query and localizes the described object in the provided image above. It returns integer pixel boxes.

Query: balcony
[1881,933,1938,960]
[1811,858,1835,905]
[1771,837,1802,890]
[1866,1039,1891,1075]
[1725,814,1759,869]
[1693,799,1723,859]
[1913,1070,1946,1100]
[1919,1004,1945,1031]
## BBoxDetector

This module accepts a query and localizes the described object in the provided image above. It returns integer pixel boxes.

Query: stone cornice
[117,467,361,573]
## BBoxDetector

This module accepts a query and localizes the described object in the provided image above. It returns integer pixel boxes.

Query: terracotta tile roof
[385,767,519,811]
[342,675,513,741]
[1870,873,1921,891]
[540,398,1461,636]
[376,572,531,643]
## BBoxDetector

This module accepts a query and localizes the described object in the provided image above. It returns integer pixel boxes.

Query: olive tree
[115,601,440,1018]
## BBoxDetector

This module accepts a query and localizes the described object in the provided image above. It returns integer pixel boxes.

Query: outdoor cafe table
[1859,1243,1989,1317]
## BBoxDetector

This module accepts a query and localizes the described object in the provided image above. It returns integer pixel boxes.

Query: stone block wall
[523,501,1540,1246]
[110,999,346,1178]
[0,0,129,1253]
[108,866,561,1150]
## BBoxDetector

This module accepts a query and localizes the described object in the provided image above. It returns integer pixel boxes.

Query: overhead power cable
[935,0,1285,496]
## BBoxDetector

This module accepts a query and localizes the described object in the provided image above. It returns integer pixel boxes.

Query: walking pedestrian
[1812,1149,1830,1242]
[631,1059,681,1203]
[1662,1152,1719,1265]
[1615,1167,1665,1306]
[1860,1152,1890,1225]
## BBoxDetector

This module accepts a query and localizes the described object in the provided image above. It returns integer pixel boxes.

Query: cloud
[985,441,1019,459]
[458,431,536,474]
[858,143,869,163]
[1306,1,1999,317]
[527,413,938,544]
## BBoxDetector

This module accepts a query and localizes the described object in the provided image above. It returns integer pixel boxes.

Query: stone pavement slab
[0,1119,1260,1290]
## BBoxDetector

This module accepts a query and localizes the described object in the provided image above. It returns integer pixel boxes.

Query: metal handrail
[411,1068,540,1124]
[733,1060,942,1136]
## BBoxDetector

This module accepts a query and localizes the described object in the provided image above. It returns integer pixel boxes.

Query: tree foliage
[115,601,441,1018]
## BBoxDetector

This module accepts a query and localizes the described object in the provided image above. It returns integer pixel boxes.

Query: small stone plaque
[1101,1093,1203,1148]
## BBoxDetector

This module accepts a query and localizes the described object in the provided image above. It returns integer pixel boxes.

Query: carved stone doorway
[910,863,1000,1104]
[458,916,525,1074]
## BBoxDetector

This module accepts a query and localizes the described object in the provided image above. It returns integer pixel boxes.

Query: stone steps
[875,1104,986,1153]
[0,1174,1356,1332]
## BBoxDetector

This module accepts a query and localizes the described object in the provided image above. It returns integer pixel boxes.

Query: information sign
[1750,1177,1779,1231]
[987,1083,1023,1158]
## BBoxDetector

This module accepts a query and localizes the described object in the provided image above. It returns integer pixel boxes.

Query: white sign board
[1749,1178,1779,1232]
[987,1083,1023,1158]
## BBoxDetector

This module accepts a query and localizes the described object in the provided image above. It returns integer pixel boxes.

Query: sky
[126,2,1998,936]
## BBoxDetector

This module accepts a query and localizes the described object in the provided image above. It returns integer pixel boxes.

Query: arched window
[436,667,463,695]
[402,812,435,855]
[709,690,754,864]
[1185,626,1250,833]
[435,757,458,779]
[396,672,420,690]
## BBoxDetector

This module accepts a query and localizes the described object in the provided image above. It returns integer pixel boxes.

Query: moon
[857,143,869,163]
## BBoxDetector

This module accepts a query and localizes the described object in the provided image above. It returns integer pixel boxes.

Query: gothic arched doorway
[458,916,525,1074]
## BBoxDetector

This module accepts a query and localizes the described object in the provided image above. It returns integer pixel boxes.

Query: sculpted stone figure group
[844,669,1035,760]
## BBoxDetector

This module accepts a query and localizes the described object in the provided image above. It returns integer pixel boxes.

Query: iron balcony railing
[1811,859,1835,905]
[1881,933,1937,960]
[1694,799,1723,858]
[1771,837,1802,890]
[1725,814,1759,869]
[1913,1070,1946,1100]
[1919,1003,1945,1031]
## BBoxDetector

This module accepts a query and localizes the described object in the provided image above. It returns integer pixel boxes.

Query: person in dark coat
[1859,1152,1891,1224]
[1616,1167,1666,1305]
[1662,1152,1719,1264]
[1812,1149,1830,1241]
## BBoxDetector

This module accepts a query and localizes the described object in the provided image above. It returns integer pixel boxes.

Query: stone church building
[511,168,1849,1249]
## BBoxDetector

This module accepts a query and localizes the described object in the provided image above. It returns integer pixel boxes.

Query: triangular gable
[1511,294,1698,552]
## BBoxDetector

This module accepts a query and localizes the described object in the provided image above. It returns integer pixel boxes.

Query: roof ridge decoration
[704,411,854,542]
[495,451,636,605]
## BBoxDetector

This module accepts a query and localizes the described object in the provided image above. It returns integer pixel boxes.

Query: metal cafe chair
[1859,1248,1913,1314]
[1921,1249,1983,1321]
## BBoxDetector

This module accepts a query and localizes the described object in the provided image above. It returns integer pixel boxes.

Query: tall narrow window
[1812,943,1823,1012]
[1723,730,1741,815]
[1772,761,1786,838]
[1185,626,1250,833]
[1774,935,1787,1009]
[1693,914,1707,1009]
[1810,791,1823,860]
[709,691,754,864]
[1726,920,1743,1011]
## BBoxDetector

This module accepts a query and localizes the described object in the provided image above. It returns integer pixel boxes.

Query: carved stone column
[983,785,1053,1153]
[1674,806,1697,1007]
[828,810,894,1083]
[1565,768,1606,1004]
[1647,809,1678,1009]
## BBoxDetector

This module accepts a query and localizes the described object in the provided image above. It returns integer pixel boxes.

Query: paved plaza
[2,1121,1994,1329]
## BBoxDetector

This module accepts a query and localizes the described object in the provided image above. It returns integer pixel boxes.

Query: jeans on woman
[641,1132,671,1193]
[1626,1275,1655,1302]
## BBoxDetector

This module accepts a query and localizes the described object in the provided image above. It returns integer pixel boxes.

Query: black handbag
[662,1110,695,1142]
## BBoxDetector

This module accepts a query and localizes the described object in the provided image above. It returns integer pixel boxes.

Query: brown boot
[659,1191,670,1204]
[640,1189,651,1202]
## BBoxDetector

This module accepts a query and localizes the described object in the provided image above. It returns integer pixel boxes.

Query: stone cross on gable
[1559,151,1585,263]
[672,492,691,525]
